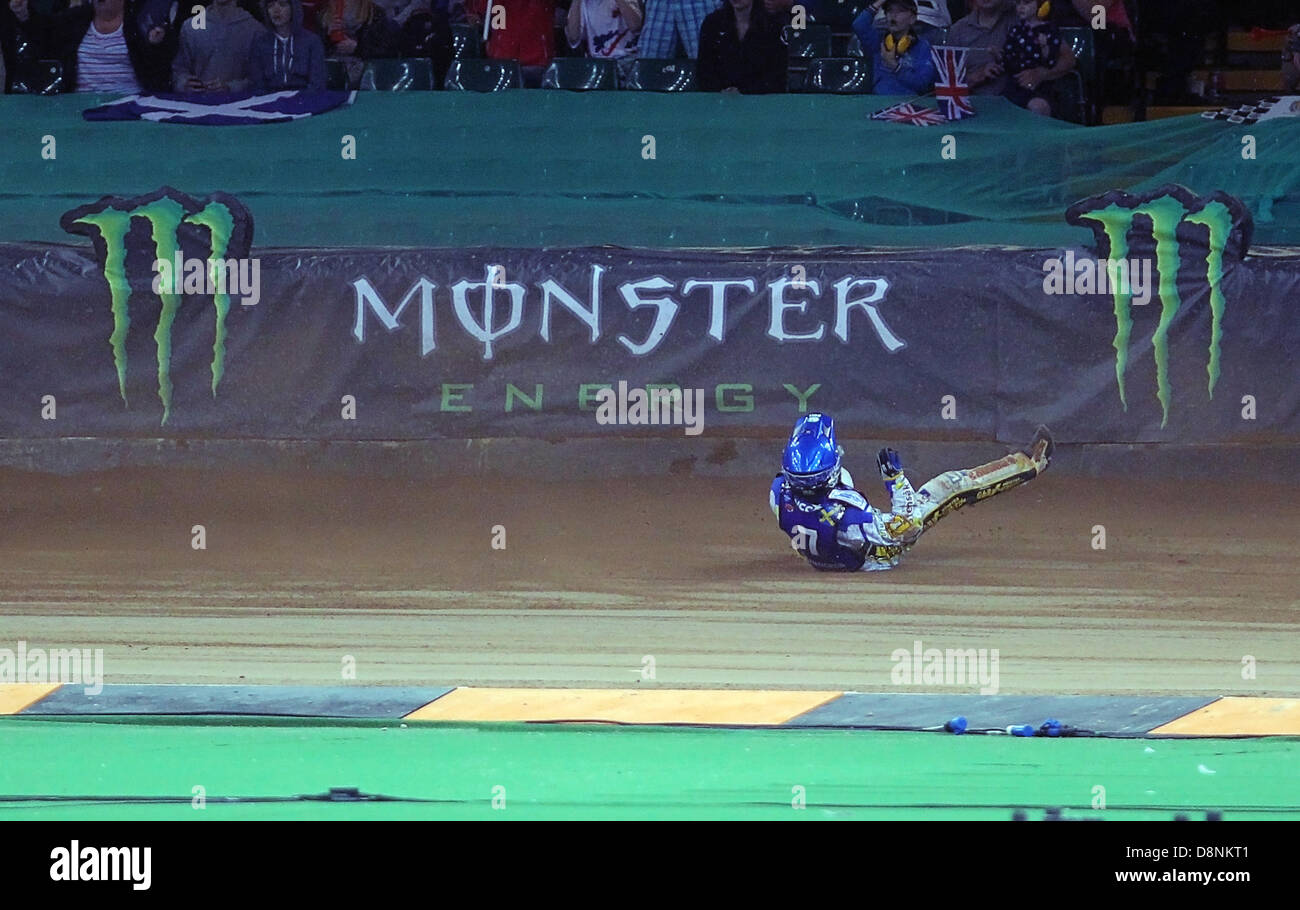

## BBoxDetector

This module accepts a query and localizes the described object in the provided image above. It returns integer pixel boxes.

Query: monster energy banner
[0,185,1298,444]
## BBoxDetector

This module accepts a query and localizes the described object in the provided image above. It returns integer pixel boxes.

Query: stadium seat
[622,59,696,92]
[784,24,833,58]
[451,23,481,59]
[810,0,868,31]
[846,33,864,57]
[785,23,833,90]
[541,58,618,90]
[325,58,349,91]
[1060,27,1097,85]
[1058,27,1096,124]
[9,60,63,95]
[359,58,435,91]
[444,59,524,92]
[802,58,872,93]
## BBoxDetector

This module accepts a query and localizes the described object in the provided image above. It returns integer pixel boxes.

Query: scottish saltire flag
[83,90,356,125]
[870,101,947,126]
[931,46,974,120]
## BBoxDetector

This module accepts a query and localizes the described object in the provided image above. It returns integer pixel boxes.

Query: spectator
[319,0,401,86]
[565,0,640,84]
[695,0,784,93]
[299,0,322,33]
[173,0,262,92]
[373,0,443,55]
[373,0,450,83]
[1050,0,1131,37]
[248,0,326,89]
[1283,23,1299,92]
[638,0,717,59]
[1050,0,1133,105]
[135,0,181,39]
[465,0,553,85]
[947,0,1014,96]
[374,0,426,32]
[1138,0,1221,104]
[853,0,935,96]
[1,0,47,92]
[30,0,174,92]
[132,0,184,72]
[1001,0,1075,117]
[864,0,948,43]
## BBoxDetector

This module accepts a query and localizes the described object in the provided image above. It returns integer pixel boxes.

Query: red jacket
[467,0,555,67]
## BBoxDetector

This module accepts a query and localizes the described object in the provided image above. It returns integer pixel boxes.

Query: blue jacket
[851,13,935,96]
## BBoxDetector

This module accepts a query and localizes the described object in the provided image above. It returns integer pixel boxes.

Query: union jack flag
[83,91,356,125]
[870,102,947,126]
[931,46,975,120]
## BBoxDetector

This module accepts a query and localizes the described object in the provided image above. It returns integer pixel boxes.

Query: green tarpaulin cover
[3,93,1298,249]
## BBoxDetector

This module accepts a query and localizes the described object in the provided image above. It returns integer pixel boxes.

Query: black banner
[0,820,1283,895]
[2,187,1298,445]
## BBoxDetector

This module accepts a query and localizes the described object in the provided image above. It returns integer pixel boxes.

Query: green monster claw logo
[1066,185,1252,428]
[60,188,254,424]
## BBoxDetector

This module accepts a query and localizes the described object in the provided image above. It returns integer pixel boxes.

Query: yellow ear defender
[1038,1,1050,19]
[885,33,913,54]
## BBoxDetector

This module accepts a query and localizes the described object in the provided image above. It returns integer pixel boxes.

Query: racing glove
[877,447,903,483]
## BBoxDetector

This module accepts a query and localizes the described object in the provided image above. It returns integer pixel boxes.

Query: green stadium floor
[1,717,1296,820]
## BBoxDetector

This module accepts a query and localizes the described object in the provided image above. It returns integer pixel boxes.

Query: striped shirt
[77,23,141,93]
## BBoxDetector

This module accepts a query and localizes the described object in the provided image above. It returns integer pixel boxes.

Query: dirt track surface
[2,465,1298,695]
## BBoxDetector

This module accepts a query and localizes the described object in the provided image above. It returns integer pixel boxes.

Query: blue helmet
[782,413,841,495]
